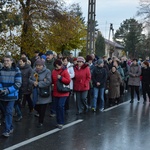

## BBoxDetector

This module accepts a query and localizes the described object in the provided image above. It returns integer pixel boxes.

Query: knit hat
[35,59,45,66]
[77,56,85,63]
[46,50,53,55]
[97,59,103,65]
[41,55,46,60]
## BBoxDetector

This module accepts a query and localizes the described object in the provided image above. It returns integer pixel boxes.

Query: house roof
[105,39,124,49]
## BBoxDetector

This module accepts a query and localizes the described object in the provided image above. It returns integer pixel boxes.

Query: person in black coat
[107,58,113,70]
[91,59,107,112]
[141,61,150,104]
[18,57,34,112]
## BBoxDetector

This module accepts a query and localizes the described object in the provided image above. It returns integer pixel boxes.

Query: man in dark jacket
[45,50,56,117]
[91,59,107,112]
[45,50,55,72]
[141,61,150,104]
[0,55,22,137]
[31,51,40,67]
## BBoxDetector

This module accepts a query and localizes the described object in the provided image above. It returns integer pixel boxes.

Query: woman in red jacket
[52,59,70,129]
[73,56,91,114]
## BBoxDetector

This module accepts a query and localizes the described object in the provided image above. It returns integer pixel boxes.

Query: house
[105,39,124,58]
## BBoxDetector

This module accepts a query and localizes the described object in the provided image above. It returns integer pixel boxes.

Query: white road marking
[4,119,83,150]
[104,100,130,112]
[4,99,133,149]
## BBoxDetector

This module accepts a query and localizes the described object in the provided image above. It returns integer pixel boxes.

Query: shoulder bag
[57,70,70,93]
[39,86,50,98]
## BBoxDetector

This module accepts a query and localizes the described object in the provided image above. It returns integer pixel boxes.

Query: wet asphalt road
[1,93,150,150]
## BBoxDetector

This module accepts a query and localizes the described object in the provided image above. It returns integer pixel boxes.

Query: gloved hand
[0,89,9,96]
[0,90,5,96]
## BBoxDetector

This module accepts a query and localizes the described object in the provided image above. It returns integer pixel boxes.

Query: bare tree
[137,0,150,27]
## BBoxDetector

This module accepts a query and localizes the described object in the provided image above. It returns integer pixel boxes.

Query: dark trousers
[125,78,129,90]
[109,97,120,106]
[35,104,47,124]
[120,82,124,96]
[87,88,93,108]
[142,83,150,101]
[23,94,33,112]
[0,101,5,119]
[130,85,140,100]
[65,92,71,111]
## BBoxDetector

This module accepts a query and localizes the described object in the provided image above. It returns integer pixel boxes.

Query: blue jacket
[0,66,22,101]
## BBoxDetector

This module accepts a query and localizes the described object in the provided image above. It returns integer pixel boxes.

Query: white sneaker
[99,108,104,112]
[56,124,63,129]
[2,132,10,137]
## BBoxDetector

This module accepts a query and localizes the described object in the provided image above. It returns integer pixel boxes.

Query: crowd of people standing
[0,50,150,137]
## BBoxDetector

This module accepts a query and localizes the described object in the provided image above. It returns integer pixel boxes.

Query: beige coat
[108,70,122,99]
[128,64,141,86]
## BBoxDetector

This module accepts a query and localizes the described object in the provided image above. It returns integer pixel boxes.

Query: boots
[137,95,140,102]
[130,99,134,103]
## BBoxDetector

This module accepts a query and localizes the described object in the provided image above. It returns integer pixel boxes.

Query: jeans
[3,101,15,132]
[92,87,105,109]
[54,96,67,125]
[32,88,38,108]
[50,97,56,115]
[14,101,22,118]
[76,91,88,113]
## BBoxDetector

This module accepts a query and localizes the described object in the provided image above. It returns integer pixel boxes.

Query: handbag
[39,86,50,98]
[57,69,70,93]
[57,80,70,93]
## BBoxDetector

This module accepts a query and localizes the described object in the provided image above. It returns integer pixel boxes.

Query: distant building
[105,39,124,58]
[70,49,81,57]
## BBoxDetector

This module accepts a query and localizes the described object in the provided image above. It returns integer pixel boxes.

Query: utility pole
[86,0,96,55]
[108,23,114,41]
[108,23,115,57]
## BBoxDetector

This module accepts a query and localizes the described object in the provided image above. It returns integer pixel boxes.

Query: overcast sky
[64,0,140,39]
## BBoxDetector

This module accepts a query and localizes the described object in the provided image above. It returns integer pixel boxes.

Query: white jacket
[67,62,75,90]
